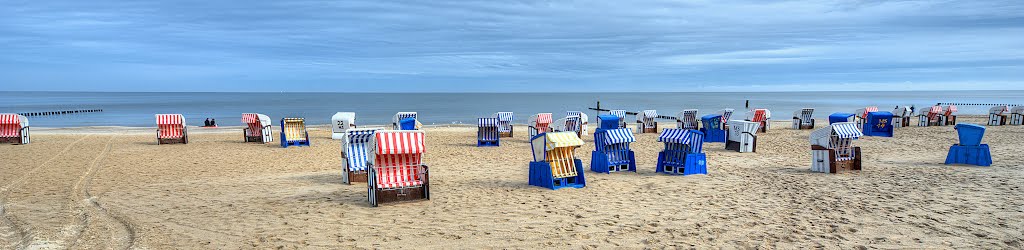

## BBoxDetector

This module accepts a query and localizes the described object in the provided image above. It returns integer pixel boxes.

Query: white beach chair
[726,120,760,153]
[494,112,514,137]
[810,122,863,173]
[1010,106,1024,125]
[989,106,1009,126]
[637,110,658,133]
[792,108,814,130]
[0,114,30,145]
[332,112,356,140]
[677,109,699,130]
[892,106,912,127]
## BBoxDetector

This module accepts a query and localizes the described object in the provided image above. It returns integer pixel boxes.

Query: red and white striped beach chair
[917,106,942,127]
[529,113,553,137]
[242,113,273,143]
[155,114,188,144]
[942,105,958,125]
[854,106,878,129]
[0,114,30,145]
[746,109,771,132]
[367,130,429,207]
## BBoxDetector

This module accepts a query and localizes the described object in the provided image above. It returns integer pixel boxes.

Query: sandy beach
[1,116,1022,249]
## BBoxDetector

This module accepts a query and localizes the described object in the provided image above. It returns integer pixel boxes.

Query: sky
[2,0,1023,92]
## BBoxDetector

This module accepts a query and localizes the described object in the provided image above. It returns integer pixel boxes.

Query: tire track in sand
[66,135,137,250]
[0,135,91,250]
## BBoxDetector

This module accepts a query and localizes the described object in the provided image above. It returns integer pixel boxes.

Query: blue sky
[2,0,1023,92]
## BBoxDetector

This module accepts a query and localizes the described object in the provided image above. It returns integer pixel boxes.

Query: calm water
[1,91,1022,127]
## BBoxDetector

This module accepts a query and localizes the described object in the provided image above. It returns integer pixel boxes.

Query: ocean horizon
[3,90,1022,127]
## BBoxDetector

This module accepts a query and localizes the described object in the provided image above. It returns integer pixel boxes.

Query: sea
[1,91,1022,127]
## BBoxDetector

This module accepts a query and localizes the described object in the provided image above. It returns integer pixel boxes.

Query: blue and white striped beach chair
[591,127,636,173]
[609,110,627,128]
[637,110,658,133]
[393,112,418,130]
[341,128,377,184]
[478,117,500,147]
[494,112,514,137]
[656,129,707,175]
[810,122,863,173]
[677,109,699,130]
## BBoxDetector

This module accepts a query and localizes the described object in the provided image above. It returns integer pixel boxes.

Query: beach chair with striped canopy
[529,132,586,190]
[918,106,942,127]
[1010,106,1024,125]
[854,106,878,129]
[726,120,760,153]
[810,122,863,173]
[341,128,377,184]
[367,130,429,207]
[242,113,273,143]
[528,113,553,137]
[331,112,356,140]
[554,113,583,138]
[590,127,636,174]
[746,109,771,133]
[892,106,912,127]
[700,114,727,143]
[393,112,419,130]
[656,129,707,175]
[945,124,992,166]
[0,114,30,145]
[155,114,187,144]
[477,117,500,147]
[988,106,1009,126]
[863,111,894,137]
[941,105,958,126]
[718,109,734,129]
[792,108,815,130]
[637,110,658,133]
[609,110,627,128]
[280,117,310,148]
[494,112,514,137]
[677,109,699,130]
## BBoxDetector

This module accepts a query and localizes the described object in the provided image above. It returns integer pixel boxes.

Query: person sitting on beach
[204,118,211,127]
[211,118,217,127]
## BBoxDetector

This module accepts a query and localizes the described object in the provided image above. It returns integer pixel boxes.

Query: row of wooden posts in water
[17,109,103,117]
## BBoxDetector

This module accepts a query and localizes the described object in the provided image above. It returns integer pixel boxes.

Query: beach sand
[1,116,1022,249]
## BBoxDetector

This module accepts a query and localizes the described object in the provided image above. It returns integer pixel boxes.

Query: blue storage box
[829,112,855,124]
[955,124,985,146]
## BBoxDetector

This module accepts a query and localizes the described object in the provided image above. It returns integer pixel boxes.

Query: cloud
[0,0,1022,91]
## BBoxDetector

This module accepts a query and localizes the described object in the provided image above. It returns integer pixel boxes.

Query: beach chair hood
[540,132,584,151]
[658,128,704,153]
[601,128,635,145]
[371,130,425,156]
[333,112,356,130]
[639,110,657,121]
[810,122,861,147]
[597,115,620,130]
[857,106,879,118]
[343,128,377,171]
[0,114,26,136]
[990,106,1008,115]
[478,117,498,127]
[535,113,552,125]
[156,114,185,126]
[1013,106,1024,114]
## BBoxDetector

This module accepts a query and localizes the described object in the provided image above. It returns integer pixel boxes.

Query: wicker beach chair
[988,106,1009,126]
[590,127,636,174]
[155,114,188,145]
[726,120,760,153]
[528,131,586,190]
[331,112,356,140]
[863,111,894,137]
[494,112,514,137]
[242,113,273,143]
[528,113,553,137]
[0,114,30,145]
[810,122,863,173]
[393,112,418,130]
[341,128,376,184]
[609,110,627,128]
[700,114,727,143]
[918,106,942,127]
[637,110,658,133]
[677,109,699,130]
[746,109,771,133]
[280,117,310,148]
[854,106,878,129]
[367,130,429,207]
[941,105,958,126]
[656,129,707,175]
[792,108,815,130]
[892,106,912,127]
[477,117,500,147]
[1010,106,1024,125]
